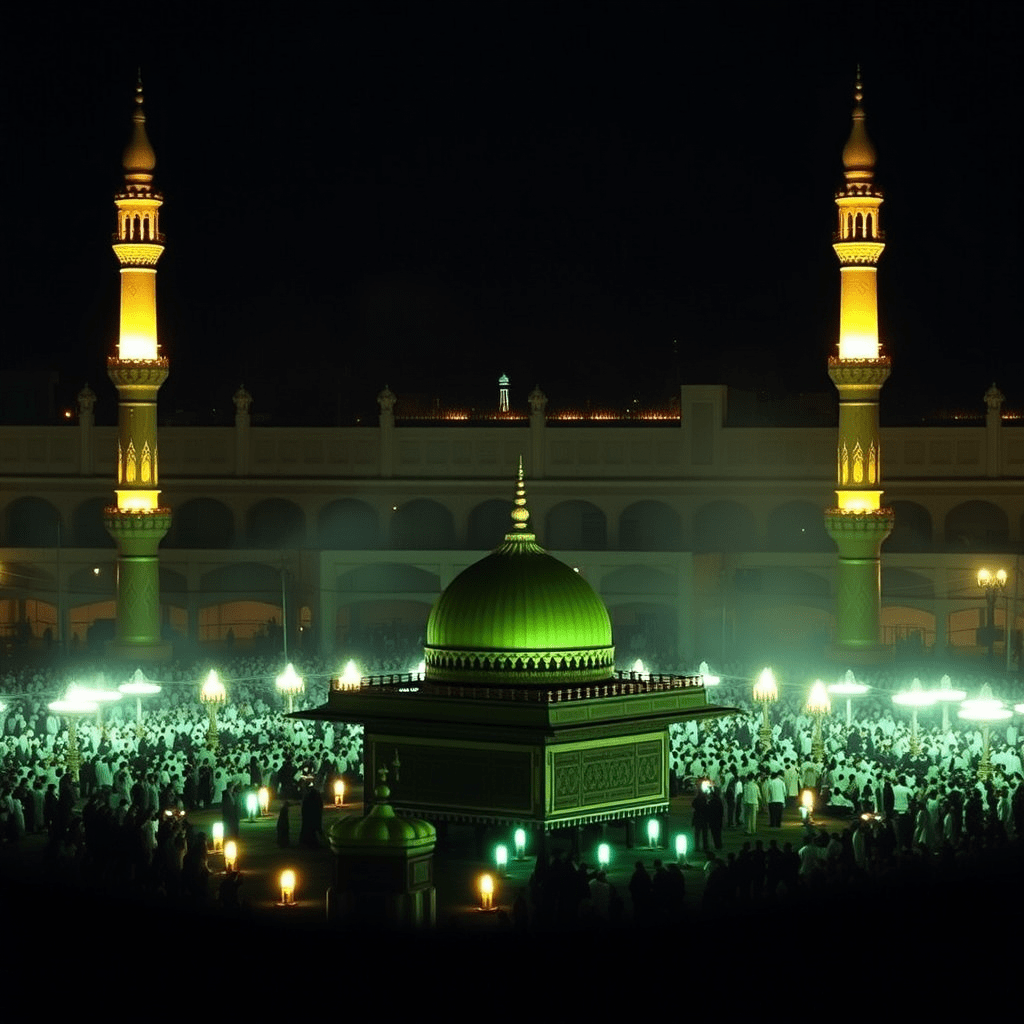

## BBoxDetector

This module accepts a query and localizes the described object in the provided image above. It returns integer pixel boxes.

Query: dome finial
[510,456,530,532]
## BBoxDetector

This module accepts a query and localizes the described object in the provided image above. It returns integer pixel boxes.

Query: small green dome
[424,462,614,685]
[328,784,436,858]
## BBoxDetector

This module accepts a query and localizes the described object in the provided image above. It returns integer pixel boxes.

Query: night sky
[2,3,1020,424]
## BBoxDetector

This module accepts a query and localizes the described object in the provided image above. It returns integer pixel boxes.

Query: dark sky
[2,3,1021,423]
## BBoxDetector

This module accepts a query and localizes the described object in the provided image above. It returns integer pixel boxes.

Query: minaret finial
[123,71,156,180]
[854,64,863,103]
[510,456,530,531]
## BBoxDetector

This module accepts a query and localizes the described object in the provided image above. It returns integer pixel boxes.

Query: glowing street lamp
[753,668,778,751]
[245,792,259,821]
[258,787,270,816]
[632,658,650,680]
[223,839,238,872]
[67,683,123,736]
[958,684,1012,780]
[805,681,831,763]
[829,669,869,728]
[275,662,304,715]
[478,874,495,911]
[211,821,224,853]
[514,827,527,860]
[279,869,296,906]
[930,673,967,733]
[118,668,161,736]
[48,695,99,783]
[597,843,611,870]
[977,567,1007,661]
[333,779,345,807]
[892,678,936,755]
[200,670,226,752]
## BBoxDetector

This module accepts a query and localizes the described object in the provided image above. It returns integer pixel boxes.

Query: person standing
[768,771,786,828]
[742,774,761,835]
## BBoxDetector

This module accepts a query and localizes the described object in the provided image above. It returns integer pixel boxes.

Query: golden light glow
[115,490,160,511]
[478,874,494,911]
[279,869,296,905]
[223,839,238,871]
[211,822,224,852]
[836,490,882,511]
[258,787,270,815]
[806,681,832,715]
[333,779,345,806]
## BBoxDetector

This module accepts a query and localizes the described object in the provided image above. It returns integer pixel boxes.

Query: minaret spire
[824,70,894,660]
[103,76,172,660]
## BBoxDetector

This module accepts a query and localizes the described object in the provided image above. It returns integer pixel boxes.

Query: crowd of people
[1,650,1023,929]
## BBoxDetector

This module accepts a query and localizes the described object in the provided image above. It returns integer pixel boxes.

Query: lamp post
[275,662,304,717]
[753,668,778,751]
[891,678,936,755]
[977,567,1007,662]
[200,669,226,752]
[805,681,831,763]
[931,673,966,734]
[67,683,123,738]
[118,668,161,738]
[48,696,99,783]
[828,669,869,728]
[958,684,1012,780]
[698,660,721,688]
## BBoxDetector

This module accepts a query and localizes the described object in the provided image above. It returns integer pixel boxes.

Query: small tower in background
[498,373,510,413]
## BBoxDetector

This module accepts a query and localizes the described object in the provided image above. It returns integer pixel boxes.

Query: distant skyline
[2,3,1020,423]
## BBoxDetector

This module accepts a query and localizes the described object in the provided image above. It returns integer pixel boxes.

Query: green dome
[424,464,615,685]
[328,784,436,858]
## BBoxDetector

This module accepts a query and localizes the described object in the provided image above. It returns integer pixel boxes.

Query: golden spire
[122,71,157,184]
[510,455,530,532]
[842,65,877,182]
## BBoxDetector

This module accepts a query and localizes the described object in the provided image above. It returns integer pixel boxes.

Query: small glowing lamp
[223,840,238,872]
[495,844,509,875]
[258,787,270,815]
[646,818,660,848]
[200,670,226,704]
[245,792,259,820]
[514,827,527,860]
[674,834,688,861]
[333,779,345,806]
[698,660,720,686]
[275,662,304,697]
[632,658,649,679]
[597,843,611,869]
[892,678,936,709]
[340,660,362,689]
[753,667,778,703]
[478,874,495,911]
[279,869,296,906]
[211,821,224,853]
[800,789,813,822]
[806,681,832,715]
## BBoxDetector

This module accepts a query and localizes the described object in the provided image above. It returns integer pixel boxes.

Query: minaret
[103,76,172,659]
[823,71,894,657]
